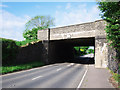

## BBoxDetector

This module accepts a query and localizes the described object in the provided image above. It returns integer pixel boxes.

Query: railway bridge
[38,20,108,68]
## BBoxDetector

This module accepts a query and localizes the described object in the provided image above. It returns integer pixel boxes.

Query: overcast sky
[0,1,101,41]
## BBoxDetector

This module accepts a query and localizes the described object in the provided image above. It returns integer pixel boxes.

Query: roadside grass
[1,61,45,74]
[112,71,120,83]
[107,66,120,88]
[107,65,120,83]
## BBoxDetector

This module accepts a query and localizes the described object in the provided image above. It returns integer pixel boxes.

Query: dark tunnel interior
[48,37,95,64]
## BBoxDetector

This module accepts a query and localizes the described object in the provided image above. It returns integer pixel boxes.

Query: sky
[0,2,102,41]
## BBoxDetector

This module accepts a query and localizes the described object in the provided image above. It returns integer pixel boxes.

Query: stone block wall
[15,41,47,64]
[108,47,118,73]
[38,20,106,41]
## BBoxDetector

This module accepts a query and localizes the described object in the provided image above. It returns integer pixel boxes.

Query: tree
[97,1,120,55]
[23,16,54,40]
[23,27,45,40]
[74,46,89,56]
[98,1,120,75]
[87,49,94,54]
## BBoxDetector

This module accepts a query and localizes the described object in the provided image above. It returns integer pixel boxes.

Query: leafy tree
[23,16,54,40]
[87,49,94,54]
[97,1,120,58]
[23,27,45,40]
[74,46,89,56]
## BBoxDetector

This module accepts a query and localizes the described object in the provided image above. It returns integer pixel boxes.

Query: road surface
[1,63,87,88]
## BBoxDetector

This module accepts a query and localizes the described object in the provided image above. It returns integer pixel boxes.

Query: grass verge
[110,71,120,83]
[107,66,120,88]
[1,61,45,74]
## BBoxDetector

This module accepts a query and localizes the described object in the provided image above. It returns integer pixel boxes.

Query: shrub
[15,39,39,46]
[87,49,94,54]
[2,38,19,66]
[74,46,89,56]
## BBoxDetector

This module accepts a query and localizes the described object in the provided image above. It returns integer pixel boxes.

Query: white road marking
[67,63,74,67]
[32,76,43,80]
[76,66,88,89]
[56,68,62,71]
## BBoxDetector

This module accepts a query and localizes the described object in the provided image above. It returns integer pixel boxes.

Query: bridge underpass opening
[73,46,94,64]
[48,37,95,64]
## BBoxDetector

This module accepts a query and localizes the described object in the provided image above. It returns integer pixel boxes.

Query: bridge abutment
[95,38,108,68]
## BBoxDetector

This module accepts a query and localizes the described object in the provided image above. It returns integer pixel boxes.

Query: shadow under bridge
[48,37,95,64]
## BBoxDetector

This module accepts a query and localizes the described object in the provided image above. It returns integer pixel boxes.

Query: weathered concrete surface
[38,20,109,68]
[38,20,106,40]
[95,38,108,68]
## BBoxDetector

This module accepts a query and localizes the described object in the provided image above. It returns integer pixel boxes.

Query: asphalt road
[1,63,87,88]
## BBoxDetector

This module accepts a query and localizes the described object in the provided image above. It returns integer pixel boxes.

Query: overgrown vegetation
[98,1,120,85]
[74,46,89,56]
[87,49,94,54]
[1,61,44,74]
[1,38,45,74]
[15,39,40,46]
[98,1,120,60]
[2,38,19,66]
[110,70,120,83]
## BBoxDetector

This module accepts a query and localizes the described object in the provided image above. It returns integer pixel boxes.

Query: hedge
[1,38,19,66]
[15,39,39,47]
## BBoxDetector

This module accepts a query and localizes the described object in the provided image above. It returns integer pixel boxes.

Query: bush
[74,46,89,56]
[15,39,39,46]
[98,1,120,66]
[110,70,120,83]
[2,38,19,66]
[87,49,94,54]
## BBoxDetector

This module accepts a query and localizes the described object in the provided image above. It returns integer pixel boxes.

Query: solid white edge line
[76,66,88,89]
[32,76,43,80]
[0,63,67,77]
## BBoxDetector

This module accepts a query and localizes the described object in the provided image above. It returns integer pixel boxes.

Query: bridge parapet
[38,19,107,40]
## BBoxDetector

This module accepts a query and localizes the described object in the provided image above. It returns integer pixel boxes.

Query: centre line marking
[56,68,62,71]
[76,66,88,90]
[32,76,43,80]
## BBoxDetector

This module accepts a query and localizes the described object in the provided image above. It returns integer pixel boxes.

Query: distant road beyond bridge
[38,20,109,68]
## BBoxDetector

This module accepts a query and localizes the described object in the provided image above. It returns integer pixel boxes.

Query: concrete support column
[95,38,108,68]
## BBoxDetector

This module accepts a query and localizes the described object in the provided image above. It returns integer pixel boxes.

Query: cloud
[0,4,8,8]
[66,3,71,9]
[56,5,62,9]
[78,3,86,8]
[55,4,101,27]
[0,10,30,41]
